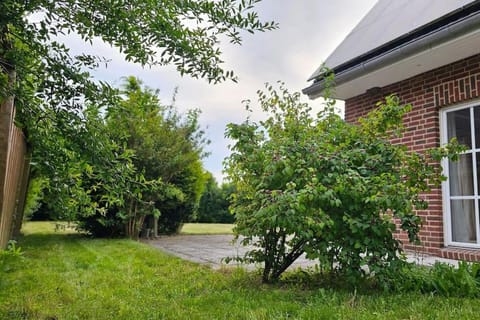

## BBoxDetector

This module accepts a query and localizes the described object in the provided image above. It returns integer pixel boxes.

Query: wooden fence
[0,94,30,249]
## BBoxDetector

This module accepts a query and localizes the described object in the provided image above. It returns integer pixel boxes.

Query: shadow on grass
[19,232,90,248]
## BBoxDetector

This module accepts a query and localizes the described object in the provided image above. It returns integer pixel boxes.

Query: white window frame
[440,98,480,249]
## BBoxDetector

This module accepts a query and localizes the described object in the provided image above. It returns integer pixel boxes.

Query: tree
[73,77,208,238]
[225,82,463,283]
[34,97,160,237]
[197,172,235,223]
[107,77,208,235]
[1,0,277,120]
[0,0,276,237]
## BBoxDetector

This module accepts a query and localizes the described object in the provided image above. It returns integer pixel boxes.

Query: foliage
[72,77,208,238]
[1,0,277,131]
[381,261,480,297]
[30,95,158,237]
[1,0,277,105]
[2,222,480,320]
[23,177,49,220]
[197,172,236,223]
[0,240,23,273]
[1,240,23,258]
[156,154,208,234]
[13,74,124,224]
[2,0,276,84]
[1,0,275,239]
[225,82,463,283]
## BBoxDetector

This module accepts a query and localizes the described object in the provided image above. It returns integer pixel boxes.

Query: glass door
[442,104,480,247]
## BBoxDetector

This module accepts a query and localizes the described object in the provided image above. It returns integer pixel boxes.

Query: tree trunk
[262,262,271,282]
[135,213,146,240]
[126,198,134,238]
[132,202,138,239]
[153,216,158,237]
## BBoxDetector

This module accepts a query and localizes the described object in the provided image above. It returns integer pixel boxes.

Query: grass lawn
[180,223,234,235]
[1,222,480,319]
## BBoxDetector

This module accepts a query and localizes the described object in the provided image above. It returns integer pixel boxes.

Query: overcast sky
[69,0,378,182]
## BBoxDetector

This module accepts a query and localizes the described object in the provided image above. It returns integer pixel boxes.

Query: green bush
[0,240,24,273]
[70,78,207,238]
[225,81,463,283]
[23,177,48,220]
[381,261,480,297]
[428,262,480,296]
[75,207,126,238]
[197,174,235,223]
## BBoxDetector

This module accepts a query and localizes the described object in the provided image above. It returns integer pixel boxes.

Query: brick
[344,53,480,261]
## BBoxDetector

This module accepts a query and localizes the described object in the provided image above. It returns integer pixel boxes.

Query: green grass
[180,223,234,235]
[1,222,480,319]
[21,221,78,235]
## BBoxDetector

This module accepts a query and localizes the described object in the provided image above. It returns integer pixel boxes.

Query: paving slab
[145,234,459,270]
[145,234,316,270]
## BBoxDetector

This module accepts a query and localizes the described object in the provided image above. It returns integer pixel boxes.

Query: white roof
[309,0,477,80]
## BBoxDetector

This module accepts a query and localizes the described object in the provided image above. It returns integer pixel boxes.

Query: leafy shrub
[75,207,126,238]
[0,240,24,273]
[429,262,480,296]
[380,261,480,297]
[23,177,49,220]
[156,203,189,234]
[225,81,462,283]
[196,174,235,223]
[71,78,207,238]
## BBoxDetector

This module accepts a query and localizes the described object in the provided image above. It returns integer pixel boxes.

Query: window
[441,102,480,248]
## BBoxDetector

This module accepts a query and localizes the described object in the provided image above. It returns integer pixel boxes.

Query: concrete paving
[145,234,459,270]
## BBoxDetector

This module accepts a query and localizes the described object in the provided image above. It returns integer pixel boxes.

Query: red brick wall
[344,53,480,259]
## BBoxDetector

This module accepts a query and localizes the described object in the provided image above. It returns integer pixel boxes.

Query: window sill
[440,246,480,262]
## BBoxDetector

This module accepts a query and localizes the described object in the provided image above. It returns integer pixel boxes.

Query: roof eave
[304,2,480,100]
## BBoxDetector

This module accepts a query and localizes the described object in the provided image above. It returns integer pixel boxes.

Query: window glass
[474,108,480,149]
[449,153,474,196]
[451,200,476,243]
[447,108,471,149]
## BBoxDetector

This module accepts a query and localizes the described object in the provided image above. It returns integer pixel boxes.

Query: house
[303,0,480,261]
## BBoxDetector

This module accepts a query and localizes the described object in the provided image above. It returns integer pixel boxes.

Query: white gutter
[303,9,480,100]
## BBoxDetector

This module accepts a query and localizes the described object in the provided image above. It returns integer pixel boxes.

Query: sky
[67,0,378,182]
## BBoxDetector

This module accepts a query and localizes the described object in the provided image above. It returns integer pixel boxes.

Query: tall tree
[0,0,275,233]
[197,172,235,223]
[1,0,277,118]
[1,0,276,172]
[102,77,208,236]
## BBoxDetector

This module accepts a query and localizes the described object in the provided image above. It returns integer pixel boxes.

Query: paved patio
[145,234,459,270]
